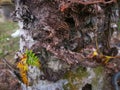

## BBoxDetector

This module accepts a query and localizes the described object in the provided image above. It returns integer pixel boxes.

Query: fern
[26,50,40,67]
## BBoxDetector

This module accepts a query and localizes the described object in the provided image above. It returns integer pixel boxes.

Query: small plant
[26,50,40,67]
[16,50,40,85]
[16,53,29,85]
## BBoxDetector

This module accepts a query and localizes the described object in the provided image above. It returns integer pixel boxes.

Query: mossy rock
[63,66,105,90]
[63,66,89,90]
[92,66,105,90]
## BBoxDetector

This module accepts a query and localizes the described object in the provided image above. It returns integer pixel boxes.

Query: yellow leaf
[21,54,27,61]
[93,50,98,56]
[17,62,23,69]
[16,54,29,85]
[103,56,114,64]
[20,71,29,86]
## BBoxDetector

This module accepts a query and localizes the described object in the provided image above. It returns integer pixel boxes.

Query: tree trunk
[12,0,119,90]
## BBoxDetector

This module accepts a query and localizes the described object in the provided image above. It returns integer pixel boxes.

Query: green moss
[118,19,120,31]
[92,77,98,88]
[63,66,89,90]
[93,66,104,76]
[92,66,104,89]
[63,66,105,90]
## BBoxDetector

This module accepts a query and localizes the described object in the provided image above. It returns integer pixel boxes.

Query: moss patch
[93,66,104,76]
[92,66,104,89]
[63,66,89,90]
[63,66,105,90]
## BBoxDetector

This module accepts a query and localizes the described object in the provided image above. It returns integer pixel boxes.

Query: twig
[2,58,19,73]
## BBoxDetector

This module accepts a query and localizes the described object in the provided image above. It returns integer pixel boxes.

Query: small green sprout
[26,50,41,67]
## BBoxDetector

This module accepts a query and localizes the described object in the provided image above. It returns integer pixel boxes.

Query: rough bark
[11,0,120,90]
